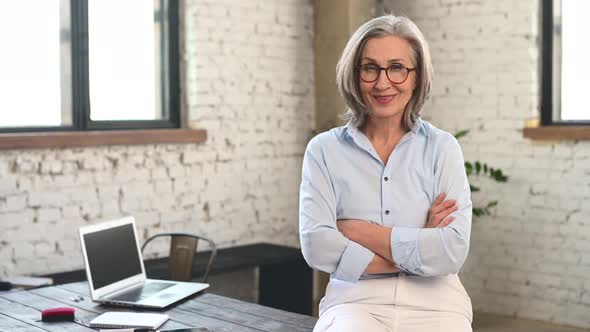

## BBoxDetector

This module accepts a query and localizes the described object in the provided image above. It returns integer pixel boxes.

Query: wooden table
[43,243,314,316]
[0,281,317,331]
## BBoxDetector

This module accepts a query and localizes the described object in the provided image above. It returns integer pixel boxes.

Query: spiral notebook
[89,312,169,329]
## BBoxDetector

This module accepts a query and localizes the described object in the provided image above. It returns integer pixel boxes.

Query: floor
[473,312,590,332]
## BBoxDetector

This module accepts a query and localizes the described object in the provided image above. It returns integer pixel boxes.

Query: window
[542,0,590,125]
[0,0,179,133]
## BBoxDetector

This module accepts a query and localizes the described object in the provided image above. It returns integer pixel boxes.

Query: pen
[99,328,209,332]
[99,329,156,332]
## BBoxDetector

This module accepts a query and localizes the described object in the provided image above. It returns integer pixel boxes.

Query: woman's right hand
[425,193,458,228]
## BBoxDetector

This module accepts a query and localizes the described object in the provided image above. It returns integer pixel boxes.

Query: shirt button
[384,177,388,181]
[385,210,390,215]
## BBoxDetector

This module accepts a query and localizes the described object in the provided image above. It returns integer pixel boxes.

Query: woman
[299,15,472,331]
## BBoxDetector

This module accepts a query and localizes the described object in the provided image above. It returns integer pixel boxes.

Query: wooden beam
[523,126,590,140]
[0,129,207,150]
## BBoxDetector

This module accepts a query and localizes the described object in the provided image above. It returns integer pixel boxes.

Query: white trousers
[314,274,472,332]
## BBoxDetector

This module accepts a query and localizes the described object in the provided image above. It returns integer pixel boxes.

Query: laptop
[79,216,209,308]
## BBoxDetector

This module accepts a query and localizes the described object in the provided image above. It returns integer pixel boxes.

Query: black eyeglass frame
[358,64,416,84]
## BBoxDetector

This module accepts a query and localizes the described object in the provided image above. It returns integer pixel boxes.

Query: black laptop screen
[84,223,143,290]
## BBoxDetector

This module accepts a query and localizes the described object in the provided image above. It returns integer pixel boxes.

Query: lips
[373,94,396,105]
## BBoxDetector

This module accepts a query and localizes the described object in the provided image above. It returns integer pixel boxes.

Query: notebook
[89,312,169,329]
[79,216,209,308]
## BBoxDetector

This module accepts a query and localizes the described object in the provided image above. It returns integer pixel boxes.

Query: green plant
[454,130,508,217]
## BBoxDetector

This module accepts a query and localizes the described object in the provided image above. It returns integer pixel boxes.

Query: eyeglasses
[359,63,416,84]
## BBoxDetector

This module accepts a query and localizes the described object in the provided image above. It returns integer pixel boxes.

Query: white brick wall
[381,0,590,328]
[0,0,314,278]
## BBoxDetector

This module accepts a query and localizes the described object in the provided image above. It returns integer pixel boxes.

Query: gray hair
[336,15,433,130]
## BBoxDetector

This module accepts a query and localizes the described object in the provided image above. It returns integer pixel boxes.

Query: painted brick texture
[380,0,590,328]
[0,0,314,277]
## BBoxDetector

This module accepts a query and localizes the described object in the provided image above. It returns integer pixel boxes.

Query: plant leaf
[456,129,510,220]
[473,208,483,217]
[454,130,470,139]
[465,162,473,176]
[495,170,508,182]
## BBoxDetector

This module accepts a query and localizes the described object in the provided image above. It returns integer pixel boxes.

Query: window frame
[541,0,590,127]
[0,0,180,133]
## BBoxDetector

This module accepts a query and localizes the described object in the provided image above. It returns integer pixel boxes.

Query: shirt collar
[410,117,427,136]
[343,117,426,141]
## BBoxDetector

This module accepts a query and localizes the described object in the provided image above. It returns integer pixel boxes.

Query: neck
[361,115,407,144]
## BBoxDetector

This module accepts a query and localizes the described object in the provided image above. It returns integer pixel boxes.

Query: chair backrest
[141,232,217,283]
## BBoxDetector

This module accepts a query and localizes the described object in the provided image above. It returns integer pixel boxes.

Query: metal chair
[141,233,217,283]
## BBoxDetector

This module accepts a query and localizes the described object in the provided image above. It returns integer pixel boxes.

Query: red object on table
[41,307,75,322]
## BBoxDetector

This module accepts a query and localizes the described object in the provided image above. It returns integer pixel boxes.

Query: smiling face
[359,35,416,125]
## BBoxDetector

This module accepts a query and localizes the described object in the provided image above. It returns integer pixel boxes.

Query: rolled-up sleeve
[299,136,374,283]
[390,135,472,276]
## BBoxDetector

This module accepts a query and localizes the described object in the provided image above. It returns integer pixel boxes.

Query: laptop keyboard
[109,282,174,302]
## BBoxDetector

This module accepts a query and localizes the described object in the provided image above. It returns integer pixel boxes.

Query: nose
[374,69,392,90]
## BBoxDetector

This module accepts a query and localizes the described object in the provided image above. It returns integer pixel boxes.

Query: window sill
[0,128,207,150]
[523,126,590,140]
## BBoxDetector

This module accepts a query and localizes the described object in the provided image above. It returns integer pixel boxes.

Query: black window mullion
[86,119,178,130]
[156,0,167,120]
[168,0,180,128]
[71,0,90,130]
[541,0,553,126]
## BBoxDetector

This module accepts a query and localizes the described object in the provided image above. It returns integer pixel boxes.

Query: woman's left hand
[425,193,458,228]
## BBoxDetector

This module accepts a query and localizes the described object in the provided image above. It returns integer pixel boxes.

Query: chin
[369,106,405,120]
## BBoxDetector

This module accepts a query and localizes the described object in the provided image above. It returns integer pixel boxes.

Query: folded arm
[365,254,400,274]
[299,137,377,282]
[337,136,472,277]
[392,137,472,276]
[337,194,457,273]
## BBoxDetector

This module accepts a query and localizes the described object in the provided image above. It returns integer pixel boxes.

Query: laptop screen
[83,223,143,290]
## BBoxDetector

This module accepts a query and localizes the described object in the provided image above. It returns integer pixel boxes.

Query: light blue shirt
[299,118,472,283]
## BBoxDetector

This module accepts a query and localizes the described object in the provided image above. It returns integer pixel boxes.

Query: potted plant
[455,130,509,217]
